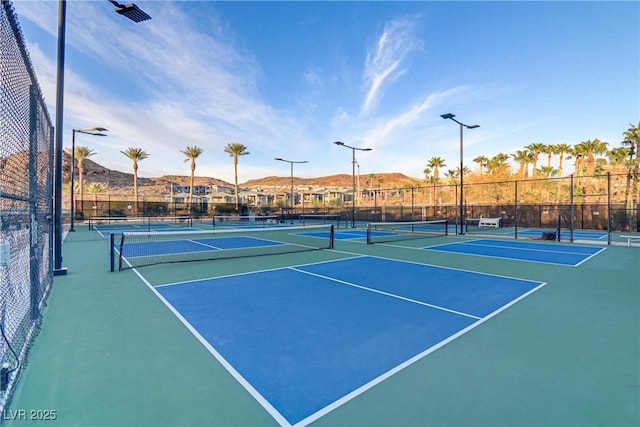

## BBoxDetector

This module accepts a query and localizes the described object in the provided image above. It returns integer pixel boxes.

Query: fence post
[29,85,41,321]
[514,180,518,239]
[607,172,612,245]
[570,174,575,243]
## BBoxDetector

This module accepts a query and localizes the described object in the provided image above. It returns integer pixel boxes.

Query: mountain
[65,152,423,194]
[242,173,423,188]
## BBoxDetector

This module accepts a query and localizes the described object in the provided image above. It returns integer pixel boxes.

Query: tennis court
[513,229,608,240]
[152,256,544,425]
[425,239,604,266]
[4,220,639,427]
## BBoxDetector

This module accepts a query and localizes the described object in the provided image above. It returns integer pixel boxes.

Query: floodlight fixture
[108,0,152,22]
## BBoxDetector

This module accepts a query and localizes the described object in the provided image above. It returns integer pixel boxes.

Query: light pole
[70,127,108,231]
[275,158,308,223]
[53,0,151,275]
[333,141,372,228]
[440,113,479,235]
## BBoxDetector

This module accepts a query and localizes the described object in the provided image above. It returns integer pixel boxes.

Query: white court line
[457,240,601,256]
[422,239,604,267]
[131,255,545,427]
[289,267,482,320]
[130,267,293,427]
[294,280,548,427]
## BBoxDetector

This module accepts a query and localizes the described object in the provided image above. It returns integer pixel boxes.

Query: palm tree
[487,153,510,177]
[444,169,459,185]
[456,166,470,180]
[544,144,556,168]
[572,143,587,177]
[120,147,149,216]
[622,121,640,161]
[224,142,250,209]
[554,143,572,177]
[426,157,446,212]
[422,167,432,181]
[537,165,558,178]
[526,142,546,176]
[607,147,631,173]
[180,146,204,207]
[427,157,446,182]
[512,150,533,179]
[473,155,489,175]
[65,145,96,214]
[580,139,609,175]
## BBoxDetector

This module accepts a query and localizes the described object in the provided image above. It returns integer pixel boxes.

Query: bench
[620,235,640,247]
[478,217,501,228]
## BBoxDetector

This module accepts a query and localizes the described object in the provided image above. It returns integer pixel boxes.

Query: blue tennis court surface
[515,229,607,240]
[155,256,544,426]
[425,239,604,266]
[120,236,285,258]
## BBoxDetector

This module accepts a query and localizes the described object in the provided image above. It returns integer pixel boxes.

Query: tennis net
[366,219,449,244]
[290,213,343,227]
[212,214,280,228]
[110,224,334,271]
[88,216,193,231]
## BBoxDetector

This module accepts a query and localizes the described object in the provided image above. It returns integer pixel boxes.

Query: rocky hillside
[65,152,422,194]
[242,173,423,188]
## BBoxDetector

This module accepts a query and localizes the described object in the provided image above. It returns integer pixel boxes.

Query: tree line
[67,142,250,215]
[423,122,639,183]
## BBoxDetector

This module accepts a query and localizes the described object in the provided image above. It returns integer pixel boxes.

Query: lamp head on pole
[333,141,372,152]
[108,0,152,22]
[75,127,109,136]
[275,158,308,164]
[440,113,455,120]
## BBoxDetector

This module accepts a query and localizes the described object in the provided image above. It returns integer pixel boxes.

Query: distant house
[240,189,274,207]
[208,191,235,205]
[171,184,213,195]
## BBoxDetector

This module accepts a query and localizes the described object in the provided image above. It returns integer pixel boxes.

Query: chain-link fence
[76,172,639,241]
[0,0,54,412]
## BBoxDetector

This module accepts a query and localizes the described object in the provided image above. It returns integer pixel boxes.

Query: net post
[366,223,372,244]
[445,219,449,236]
[118,233,125,271]
[109,232,115,272]
[329,225,335,249]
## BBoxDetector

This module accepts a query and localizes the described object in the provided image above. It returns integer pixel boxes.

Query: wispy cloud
[364,86,471,149]
[14,1,310,181]
[361,17,421,115]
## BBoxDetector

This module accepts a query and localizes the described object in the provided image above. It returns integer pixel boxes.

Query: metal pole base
[53,267,68,276]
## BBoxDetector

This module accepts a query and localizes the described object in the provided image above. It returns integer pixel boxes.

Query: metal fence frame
[0,0,54,412]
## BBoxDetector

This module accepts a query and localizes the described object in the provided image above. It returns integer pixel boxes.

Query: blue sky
[12,0,640,184]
